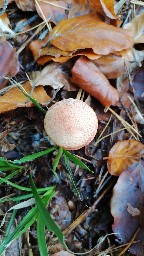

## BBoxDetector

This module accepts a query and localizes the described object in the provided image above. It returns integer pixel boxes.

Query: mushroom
[44,98,98,150]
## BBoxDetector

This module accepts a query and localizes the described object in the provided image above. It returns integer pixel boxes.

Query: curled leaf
[71,56,119,107]
[107,140,144,176]
[0,40,19,88]
[111,161,144,256]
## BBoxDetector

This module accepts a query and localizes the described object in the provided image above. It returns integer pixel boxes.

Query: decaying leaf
[0,40,19,88]
[49,14,133,55]
[14,0,35,11]
[107,140,144,176]
[32,63,70,90]
[0,81,50,114]
[93,54,127,79]
[71,56,119,106]
[111,161,144,256]
[124,13,144,44]
[36,0,68,24]
[90,0,116,19]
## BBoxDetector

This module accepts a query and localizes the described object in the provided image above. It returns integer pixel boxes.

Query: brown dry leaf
[107,140,144,176]
[111,161,144,256]
[0,40,19,88]
[124,13,144,44]
[32,63,70,89]
[68,1,90,19]
[37,47,100,64]
[28,35,50,61]
[0,81,50,114]
[89,0,116,19]
[49,15,133,55]
[93,54,127,79]
[14,0,35,11]
[71,56,119,107]
[36,0,68,24]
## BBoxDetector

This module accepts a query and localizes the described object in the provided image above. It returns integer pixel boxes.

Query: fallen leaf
[14,0,35,11]
[32,63,70,90]
[36,0,68,24]
[49,14,133,55]
[124,13,144,44]
[0,40,19,88]
[0,81,50,114]
[111,161,144,256]
[37,47,100,64]
[93,54,127,79]
[71,56,119,107]
[90,0,116,19]
[107,140,144,176]
[132,65,144,101]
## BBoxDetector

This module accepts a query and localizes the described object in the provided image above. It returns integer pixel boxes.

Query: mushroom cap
[44,98,98,150]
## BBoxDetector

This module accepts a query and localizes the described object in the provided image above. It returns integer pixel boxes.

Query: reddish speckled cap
[44,98,98,150]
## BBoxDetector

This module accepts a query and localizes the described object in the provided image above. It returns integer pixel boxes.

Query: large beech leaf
[0,81,50,114]
[49,14,133,55]
[0,40,19,88]
[111,161,144,256]
[71,56,119,107]
[107,140,144,176]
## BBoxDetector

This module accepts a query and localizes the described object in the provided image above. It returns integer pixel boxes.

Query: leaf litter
[0,1,144,256]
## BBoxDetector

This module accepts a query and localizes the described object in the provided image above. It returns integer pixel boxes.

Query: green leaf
[63,150,92,173]
[52,147,63,178]
[37,214,48,256]
[13,147,56,164]
[29,174,67,249]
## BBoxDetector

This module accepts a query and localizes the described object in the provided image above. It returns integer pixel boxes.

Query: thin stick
[39,0,69,10]
[17,23,46,54]
[108,107,141,138]
[35,0,52,31]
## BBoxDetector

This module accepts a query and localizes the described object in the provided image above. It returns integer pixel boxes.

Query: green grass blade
[63,150,92,173]
[16,82,46,114]
[29,174,67,249]
[0,186,54,203]
[52,147,63,178]
[63,154,82,200]
[0,157,22,171]
[0,177,54,192]
[0,207,37,254]
[13,147,56,164]
[0,189,55,254]
[37,214,48,256]
[5,209,17,238]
